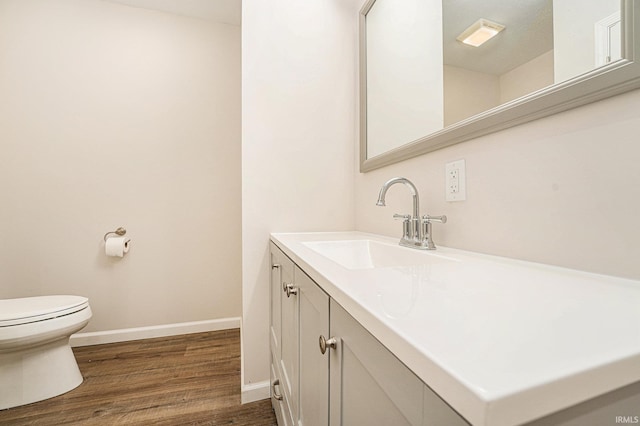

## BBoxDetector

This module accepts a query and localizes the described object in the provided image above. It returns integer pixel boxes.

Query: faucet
[376,177,446,250]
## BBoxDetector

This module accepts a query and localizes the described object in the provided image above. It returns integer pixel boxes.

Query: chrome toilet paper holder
[104,227,127,241]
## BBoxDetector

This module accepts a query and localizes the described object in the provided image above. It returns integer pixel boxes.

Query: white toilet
[0,295,92,410]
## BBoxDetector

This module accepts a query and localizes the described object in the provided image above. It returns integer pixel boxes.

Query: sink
[302,239,458,270]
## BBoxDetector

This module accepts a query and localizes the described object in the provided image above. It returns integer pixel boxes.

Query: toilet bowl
[0,295,92,410]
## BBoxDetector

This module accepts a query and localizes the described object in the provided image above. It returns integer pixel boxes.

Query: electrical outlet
[446,159,466,201]
[448,168,459,193]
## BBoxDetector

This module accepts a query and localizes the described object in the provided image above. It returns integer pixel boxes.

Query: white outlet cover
[446,159,466,201]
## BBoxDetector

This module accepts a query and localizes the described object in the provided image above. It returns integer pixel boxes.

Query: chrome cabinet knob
[284,283,297,297]
[319,335,337,354]
[272,379,283,401]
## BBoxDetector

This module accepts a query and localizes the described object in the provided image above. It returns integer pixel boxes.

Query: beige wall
[241,0,358,396]
[500,50,554,104]
[443,65,500,126]
[444,51,554,127]
[0,0,242,331]
[355,88,640,280]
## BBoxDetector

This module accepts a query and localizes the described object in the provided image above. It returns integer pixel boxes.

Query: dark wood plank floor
[0,329,277,425]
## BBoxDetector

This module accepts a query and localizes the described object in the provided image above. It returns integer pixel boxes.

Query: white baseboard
[70,317,241,347]
[241,380,270,404]
[238,320,270,404]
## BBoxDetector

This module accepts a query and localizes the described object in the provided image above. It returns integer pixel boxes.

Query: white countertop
[270,231,640,426]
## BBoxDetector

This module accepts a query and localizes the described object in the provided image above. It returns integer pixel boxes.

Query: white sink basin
[302,239,458,269]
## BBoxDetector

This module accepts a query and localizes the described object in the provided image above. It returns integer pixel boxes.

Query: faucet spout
[376,177,420,220]
[376,177,421,244]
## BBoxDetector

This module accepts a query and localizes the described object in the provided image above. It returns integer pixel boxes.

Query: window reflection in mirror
[364,0,623,160]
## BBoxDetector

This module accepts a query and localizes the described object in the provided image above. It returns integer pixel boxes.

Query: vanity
[269,232,640,426]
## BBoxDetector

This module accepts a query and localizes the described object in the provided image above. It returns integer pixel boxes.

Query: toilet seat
[0,295,89,327]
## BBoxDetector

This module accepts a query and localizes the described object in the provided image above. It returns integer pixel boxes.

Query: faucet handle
[423,215,447,224]
[393,214,411,240]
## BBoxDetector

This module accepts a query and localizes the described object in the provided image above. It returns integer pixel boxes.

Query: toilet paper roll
[105,237,131,257]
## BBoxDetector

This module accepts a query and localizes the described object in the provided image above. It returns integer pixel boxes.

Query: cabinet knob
[284,282,298,297]
[319,335,337,354]
[272,263,281,269]
[272,379,283,401]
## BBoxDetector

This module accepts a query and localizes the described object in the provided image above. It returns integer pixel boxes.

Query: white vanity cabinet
[269,242,467,426]
[271,242,331,426]
[270,232,640,426]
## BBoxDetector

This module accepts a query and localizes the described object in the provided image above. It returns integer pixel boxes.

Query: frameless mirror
[360,0,640,171]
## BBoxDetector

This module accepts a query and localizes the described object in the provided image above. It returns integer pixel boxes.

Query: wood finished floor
[0,329,277,425]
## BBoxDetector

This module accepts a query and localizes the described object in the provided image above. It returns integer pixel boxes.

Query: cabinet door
[297,267,330,426]
[280,251,299,425]
[270,242,282,362]
[423,385,469,426]
[329,300,424,426]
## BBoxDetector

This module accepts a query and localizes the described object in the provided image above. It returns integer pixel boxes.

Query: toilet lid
[0,295,89,327]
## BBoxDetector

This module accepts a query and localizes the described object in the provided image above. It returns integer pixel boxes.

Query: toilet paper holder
[104,227,127,241]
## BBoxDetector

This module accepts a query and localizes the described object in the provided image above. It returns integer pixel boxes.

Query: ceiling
[103,0,241,26]
[103,0,550,75]
[443,0,553,76]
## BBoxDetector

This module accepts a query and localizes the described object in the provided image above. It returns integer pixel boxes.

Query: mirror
[360,0,640,172]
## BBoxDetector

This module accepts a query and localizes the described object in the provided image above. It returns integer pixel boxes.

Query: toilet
[0,295,92,410]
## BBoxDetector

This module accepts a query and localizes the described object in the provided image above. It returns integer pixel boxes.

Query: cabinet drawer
[271,360,293,426]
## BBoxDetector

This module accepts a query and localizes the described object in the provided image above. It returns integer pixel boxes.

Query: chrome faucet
[376,177,446,250]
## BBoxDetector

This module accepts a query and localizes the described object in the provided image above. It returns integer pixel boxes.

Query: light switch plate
[446,159,466,201]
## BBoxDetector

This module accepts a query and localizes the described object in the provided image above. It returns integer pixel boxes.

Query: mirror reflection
[365,0,623,160]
